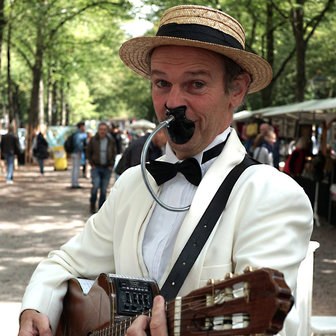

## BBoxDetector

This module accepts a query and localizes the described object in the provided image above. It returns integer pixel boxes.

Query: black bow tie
[146,139,228,186]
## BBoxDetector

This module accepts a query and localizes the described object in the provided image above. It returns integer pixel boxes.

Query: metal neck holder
[140,116,191,212]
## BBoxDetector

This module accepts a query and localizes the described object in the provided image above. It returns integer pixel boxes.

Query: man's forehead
[150,46,224,78]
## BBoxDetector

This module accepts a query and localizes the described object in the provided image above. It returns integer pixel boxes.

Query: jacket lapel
[159,129,246,288]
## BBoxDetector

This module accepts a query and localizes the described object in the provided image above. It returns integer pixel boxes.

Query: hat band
[156,23,244,50]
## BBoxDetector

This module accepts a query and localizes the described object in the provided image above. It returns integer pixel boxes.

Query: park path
[0,160,335,335]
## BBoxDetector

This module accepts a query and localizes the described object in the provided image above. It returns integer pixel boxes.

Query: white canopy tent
[233,97,336,121]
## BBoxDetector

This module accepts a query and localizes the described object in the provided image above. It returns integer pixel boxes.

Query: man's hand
[126,295,168,336]
[18,309,52,336]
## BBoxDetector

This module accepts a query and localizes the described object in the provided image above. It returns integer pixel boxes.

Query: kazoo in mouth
[165,104,195,144]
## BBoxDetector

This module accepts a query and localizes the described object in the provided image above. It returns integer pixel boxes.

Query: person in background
[0,124,21,184]
[83,130,93,178]
[115,129,167,176]
[86,122,117,213]
[253,129,277,165]
[81,131,88,178]
[110,123,123,155]
[70,121,86,189]
[18,5,312,336]
[283,136,311,178]
[32,130,49,176]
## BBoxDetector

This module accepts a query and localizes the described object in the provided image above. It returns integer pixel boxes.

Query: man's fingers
[18,310,52,336]
[150,296,167,336]
[126,315,150,336]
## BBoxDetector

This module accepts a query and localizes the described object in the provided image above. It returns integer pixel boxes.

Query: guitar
[55,267,293,336]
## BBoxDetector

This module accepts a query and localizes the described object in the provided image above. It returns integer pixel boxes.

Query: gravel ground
[0,160,335,334]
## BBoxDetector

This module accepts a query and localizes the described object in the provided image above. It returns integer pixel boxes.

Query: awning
[233,97,336,120]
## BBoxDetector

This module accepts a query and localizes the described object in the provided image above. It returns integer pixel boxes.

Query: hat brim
[119,36,273,94]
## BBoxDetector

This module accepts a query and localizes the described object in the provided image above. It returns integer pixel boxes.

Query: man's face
[150,46,240,159]
[98,125,108,138]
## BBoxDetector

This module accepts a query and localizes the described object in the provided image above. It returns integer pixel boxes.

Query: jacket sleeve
[20,183,121,333]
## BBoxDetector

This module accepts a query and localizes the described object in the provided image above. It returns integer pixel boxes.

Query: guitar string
[90,287,250,335]
[91,294,249,336]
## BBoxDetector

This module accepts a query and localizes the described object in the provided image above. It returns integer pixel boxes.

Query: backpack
[64,133,75,153]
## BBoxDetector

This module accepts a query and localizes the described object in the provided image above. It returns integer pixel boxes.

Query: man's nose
[165,85,185,108]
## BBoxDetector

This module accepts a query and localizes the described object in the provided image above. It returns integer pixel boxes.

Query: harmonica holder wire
[140,116,191,212]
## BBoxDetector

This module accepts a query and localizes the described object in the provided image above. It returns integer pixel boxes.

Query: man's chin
[168,138,199,160]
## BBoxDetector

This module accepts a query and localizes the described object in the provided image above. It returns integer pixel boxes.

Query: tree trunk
[7,21,14,123]
[38,78,44,125]
[291,0,306,102]
[60,84,66,126]
[0,0,5,79]
[26,29,44,163]
[47,69,52,125]
[261,1,275,107]
[52,81,58,125]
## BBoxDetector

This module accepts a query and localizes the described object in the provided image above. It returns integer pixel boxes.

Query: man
[70,121,86,188]
[86,122,117,213]
[18,5,313,336]
[115,129,167,176]
[0,124,21,183]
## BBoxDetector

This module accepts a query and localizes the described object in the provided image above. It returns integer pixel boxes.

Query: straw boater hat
[119,5,272,94]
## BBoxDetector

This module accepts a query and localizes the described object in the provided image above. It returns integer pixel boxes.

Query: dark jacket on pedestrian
[86,133,117,168]
[33,133,49,160]
[1,130,21,159]
[115,133,163,175]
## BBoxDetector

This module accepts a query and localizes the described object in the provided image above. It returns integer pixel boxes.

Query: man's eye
[193,81,204,89]
[156,80,169,88]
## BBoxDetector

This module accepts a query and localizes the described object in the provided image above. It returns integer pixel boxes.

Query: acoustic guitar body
[55,273,159,336]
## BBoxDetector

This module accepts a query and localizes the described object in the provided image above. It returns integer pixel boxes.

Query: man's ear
[229,73,251,109]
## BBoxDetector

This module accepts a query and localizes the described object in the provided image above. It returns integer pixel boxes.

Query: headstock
[166,268,293,335]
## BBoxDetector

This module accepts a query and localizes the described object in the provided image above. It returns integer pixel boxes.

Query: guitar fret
[173,297,182,336]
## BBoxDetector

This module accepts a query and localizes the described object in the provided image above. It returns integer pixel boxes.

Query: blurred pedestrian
[86,122,117,213]
[70,121,86,189]
[0,125,21,183]
[115,129,167,176]
[253,129,277,165]
[110,123,123,155]
[32,131,49,176]
[283,137,310,178]
[83,130,93,178]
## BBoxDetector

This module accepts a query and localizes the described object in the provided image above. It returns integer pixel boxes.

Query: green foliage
[0,0,335,127]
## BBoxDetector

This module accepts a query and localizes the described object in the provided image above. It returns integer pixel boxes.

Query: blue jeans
[5,154,15,182]
[90,167,112,208]
[37,158,44,174]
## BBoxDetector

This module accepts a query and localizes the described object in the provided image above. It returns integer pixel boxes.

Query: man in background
[0,125,21,183]
[86,122,117,213]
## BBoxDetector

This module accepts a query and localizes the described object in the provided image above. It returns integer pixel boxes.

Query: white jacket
[21,129,313,335]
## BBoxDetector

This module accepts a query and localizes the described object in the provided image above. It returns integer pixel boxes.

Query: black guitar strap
[160,154,259,301]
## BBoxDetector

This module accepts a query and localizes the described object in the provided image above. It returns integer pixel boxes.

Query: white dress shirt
[143,127,231,282]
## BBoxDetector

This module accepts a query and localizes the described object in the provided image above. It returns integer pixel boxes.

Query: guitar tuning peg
[243,266,253,273]
[207,278,215,286]
[224,272,233,280]
[243,265,258,273]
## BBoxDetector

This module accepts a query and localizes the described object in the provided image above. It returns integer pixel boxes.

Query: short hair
[98,122,108,129]
[222,55,246,94]
[77,121,85,128]
[8,125,14,133]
